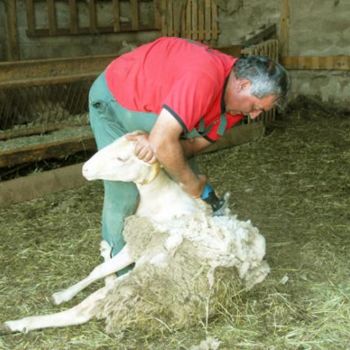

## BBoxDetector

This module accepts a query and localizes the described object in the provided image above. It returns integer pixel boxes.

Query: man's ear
[238,79,252,92]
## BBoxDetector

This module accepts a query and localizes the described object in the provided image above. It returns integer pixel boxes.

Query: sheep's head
[82,133,160,184]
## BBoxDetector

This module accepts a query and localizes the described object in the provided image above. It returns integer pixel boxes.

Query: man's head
[225,56,289,119]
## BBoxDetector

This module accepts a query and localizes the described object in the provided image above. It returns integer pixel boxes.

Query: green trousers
[89,72,200,268]
[89,73,159,265]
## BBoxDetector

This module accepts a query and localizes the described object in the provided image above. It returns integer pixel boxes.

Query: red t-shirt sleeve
[162,71,220,132]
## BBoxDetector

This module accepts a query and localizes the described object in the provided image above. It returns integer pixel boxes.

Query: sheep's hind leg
[52,245,133,305]
[1,285,110,334]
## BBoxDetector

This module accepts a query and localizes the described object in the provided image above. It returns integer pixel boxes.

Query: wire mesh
[0,79,92,132]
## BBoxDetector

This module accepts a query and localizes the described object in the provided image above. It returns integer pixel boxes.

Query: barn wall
[287,0,350,108]
[13,0,159,60]
[217,0,280,46]
[217,0,350,110]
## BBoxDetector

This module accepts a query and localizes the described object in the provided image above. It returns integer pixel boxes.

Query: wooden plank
[153,0,162,30]
[130,0,139,30]
[167,0,174,36]
[47,0,57,35]
[69,0,79,34]
[160,0,167,36]
[217,45,242,57]
[185,0,192,38]
[0,163,87,207]
[281,56,350,70]
[211,0,218,39]
[198,0,204,40]
[112,0,121,32]
[0,132,96,168]
[204,0,211,41]
[4,0,20,60]
[89,0,97,32]
[0,72,97,89]
[279,0,290,56]
[201,122,265,154]
[25,0,36,36]
[0,122,88,141]
[191,0,198,39]
[0,54,116,86]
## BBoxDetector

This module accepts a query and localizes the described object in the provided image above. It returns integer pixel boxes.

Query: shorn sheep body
[1,133,270,335]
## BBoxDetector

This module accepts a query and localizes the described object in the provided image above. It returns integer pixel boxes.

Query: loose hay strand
[1,101,350,349]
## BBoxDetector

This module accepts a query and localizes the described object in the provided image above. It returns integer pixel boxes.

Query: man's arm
[180,136,212,158]
[149,108,206,198]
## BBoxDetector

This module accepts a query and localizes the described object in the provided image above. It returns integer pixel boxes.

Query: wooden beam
[25,0,35,36]
[112,0,121,32]
[69,0,79,34]
[281,56,350,70]
[0,163,87,207]
[47,0,57,35]
[130,0,139,30]
[279,0,290,56]
[0,129,96,168]
[89,0,97,32]
[0,54,116,87]
[201,122,265,154]
[4,0,20,60]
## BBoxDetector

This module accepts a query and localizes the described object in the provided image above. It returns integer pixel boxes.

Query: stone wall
[217,0,350,109]
[2,0,349,109]
[8,0,159,60]
[287,0,350,108]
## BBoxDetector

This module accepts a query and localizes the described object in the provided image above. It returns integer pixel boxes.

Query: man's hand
[126,132,157,164]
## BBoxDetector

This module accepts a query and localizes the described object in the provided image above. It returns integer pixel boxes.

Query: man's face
[224,77,277,119]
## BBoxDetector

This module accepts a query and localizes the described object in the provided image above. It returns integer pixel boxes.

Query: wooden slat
[281,56,350,71]
[198,0,204,40]
[185,0,192,38]
[112,0,121,32]
[47,0,57,35]
[4,0,20,60]
[69,0,79,34]
[204,0,211,41]
[173,0,182,36]
[211,0,218,39]
[89,0,97,32]
[191,0,198,39]
[153,0,162,30]
[160,0,167,35]
[167,0,174,36]
[0,54,116,87]
[0,131,96,168]
[0,163,87,207]
[25,0,35,36]
[279,0,290,56]
[130,0,139,30]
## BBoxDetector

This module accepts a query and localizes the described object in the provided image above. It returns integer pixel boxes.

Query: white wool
[83,133,270,290]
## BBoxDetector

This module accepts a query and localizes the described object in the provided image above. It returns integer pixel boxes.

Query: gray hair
[233,56,289,108]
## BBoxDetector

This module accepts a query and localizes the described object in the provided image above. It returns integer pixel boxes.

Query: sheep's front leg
[100,240,117,287]
[1,285,111,334]
[52,245,133,305]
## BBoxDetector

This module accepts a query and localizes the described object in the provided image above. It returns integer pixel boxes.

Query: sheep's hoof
[0,323,13,335]
[51,291,69,305]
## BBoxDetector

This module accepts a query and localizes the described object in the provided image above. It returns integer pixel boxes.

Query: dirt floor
[0,103,349,350]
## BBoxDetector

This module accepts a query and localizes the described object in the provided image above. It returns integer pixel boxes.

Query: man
[88,37,289,262]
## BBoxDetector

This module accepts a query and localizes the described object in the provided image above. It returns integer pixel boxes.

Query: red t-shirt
[105,37,243,141]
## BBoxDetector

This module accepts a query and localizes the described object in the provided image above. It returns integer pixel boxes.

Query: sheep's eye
[116,156,127,162]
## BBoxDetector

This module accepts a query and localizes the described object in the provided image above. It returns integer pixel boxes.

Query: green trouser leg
[89,72,168,274]
[88,72,202,274]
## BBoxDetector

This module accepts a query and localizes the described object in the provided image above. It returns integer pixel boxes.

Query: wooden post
[4,0,20,61]
[279,0,290,57]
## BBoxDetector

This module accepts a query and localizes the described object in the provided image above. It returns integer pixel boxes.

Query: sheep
[1,132,270,335]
